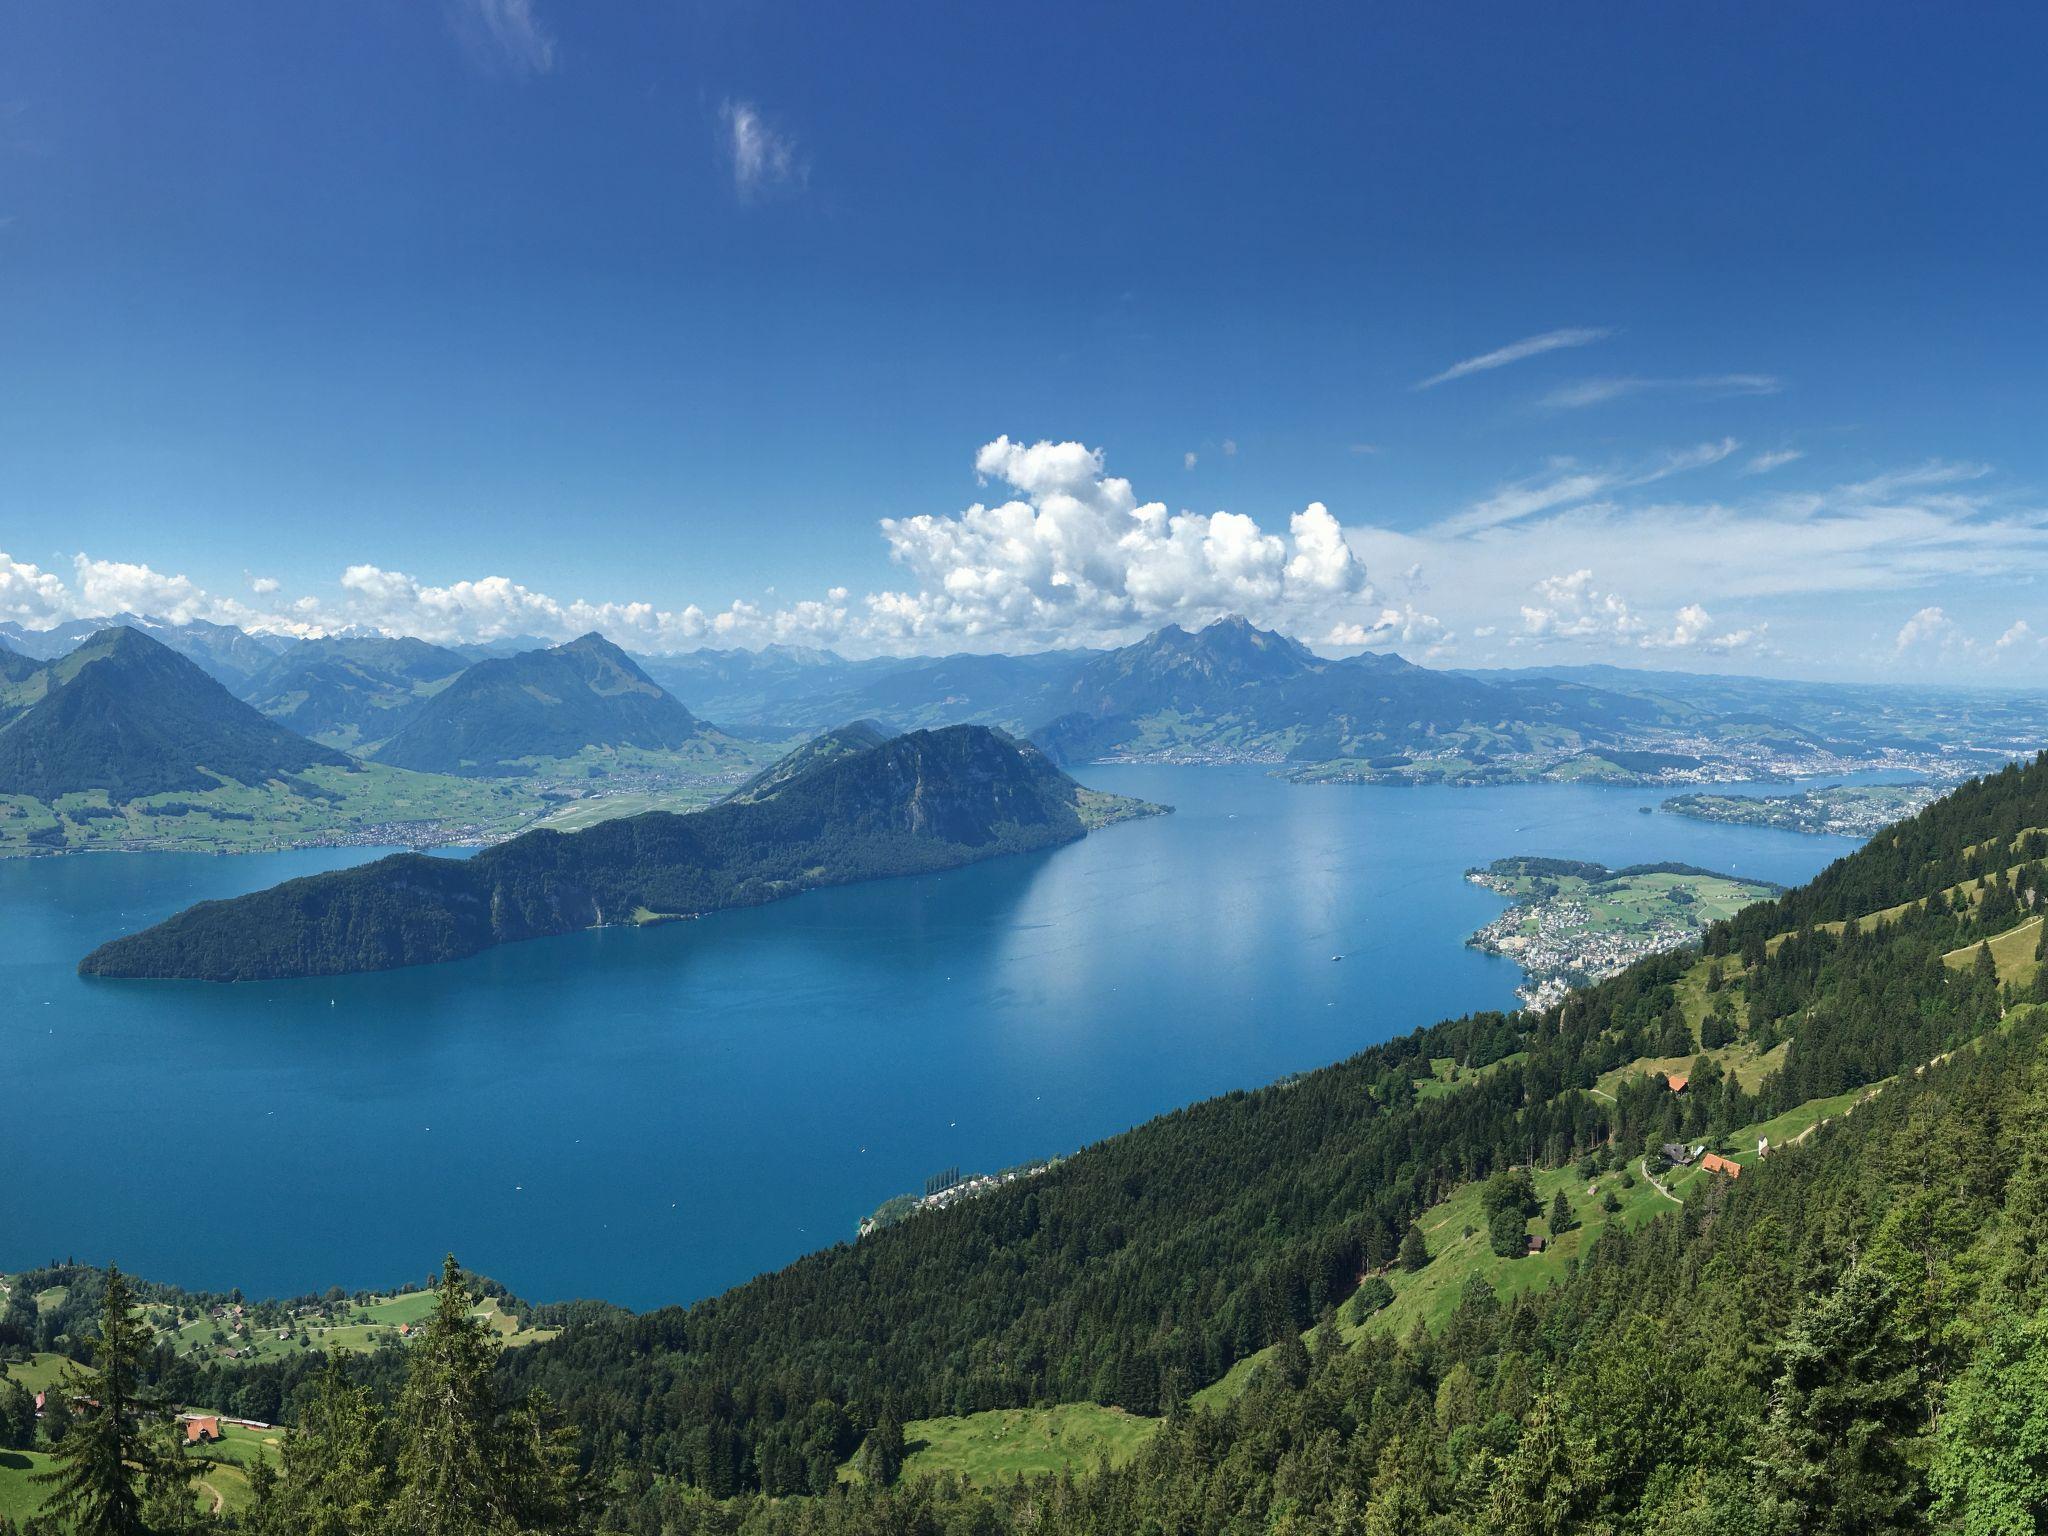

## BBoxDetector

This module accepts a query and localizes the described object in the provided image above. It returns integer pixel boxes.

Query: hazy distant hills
[237,635,469,751]
[83,724,1151,980]
[635,645,1093,737]
[0,627,350,800]
[373,633,722,776]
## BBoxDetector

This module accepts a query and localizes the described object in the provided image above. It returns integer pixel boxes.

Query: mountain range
[0,613,291,688]
[2,612,2040,831]
[80,723,1151,980]
[235,635,470,752]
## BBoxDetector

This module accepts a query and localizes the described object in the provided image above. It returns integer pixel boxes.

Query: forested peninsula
[79,725,1155,982]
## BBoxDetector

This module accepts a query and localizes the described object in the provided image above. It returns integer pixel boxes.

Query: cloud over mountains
[0,439,2039,676]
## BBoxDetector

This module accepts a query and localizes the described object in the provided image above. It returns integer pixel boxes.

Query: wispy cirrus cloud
[1743,448,1804,476]
[1415,327,1611,389]
[721,101,807,199]
[448,0,556,77]
[1541,373,1782,410]
[1434,437,1739,536]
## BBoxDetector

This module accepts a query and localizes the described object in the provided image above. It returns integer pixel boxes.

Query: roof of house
[183,1416,221,1444]
[1666,1074,1690,1093]
[1700,1152,1743,1178]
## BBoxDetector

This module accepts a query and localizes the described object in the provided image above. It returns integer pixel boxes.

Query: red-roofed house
[182,1416,222,1445]
[1700,1152,1742,1179]
[1666,1074,1690,1094]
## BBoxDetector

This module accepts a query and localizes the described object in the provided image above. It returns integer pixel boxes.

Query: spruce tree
[250,1355,389,1536]
[854,1408,905,1487]
[34,1266,183,1536]
[1548,1190,1573,1235]
[390,1256,512,1536]
[1398,1223,1429,1272]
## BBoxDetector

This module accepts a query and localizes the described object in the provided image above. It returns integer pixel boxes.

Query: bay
[1,767,1871,1309]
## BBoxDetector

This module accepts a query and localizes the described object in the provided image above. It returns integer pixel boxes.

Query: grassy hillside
[842,1404,1158,1486]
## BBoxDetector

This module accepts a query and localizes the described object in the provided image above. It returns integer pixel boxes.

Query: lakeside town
[1466,857,1782,1010]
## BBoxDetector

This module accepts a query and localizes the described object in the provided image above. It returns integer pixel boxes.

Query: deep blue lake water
[2,768,1872,1309]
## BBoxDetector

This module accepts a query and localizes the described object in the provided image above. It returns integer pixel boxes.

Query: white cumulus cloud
[863,436,1371,646]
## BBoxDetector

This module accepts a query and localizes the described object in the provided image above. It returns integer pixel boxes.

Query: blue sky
[0,1,2043,677]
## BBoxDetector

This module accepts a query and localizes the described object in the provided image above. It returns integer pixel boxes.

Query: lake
[1,768,1869,1309]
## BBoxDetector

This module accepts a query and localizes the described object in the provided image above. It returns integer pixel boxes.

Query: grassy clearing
[1354,1159,1673,1342]
[1595,1037,1787,1100]
[0,1352,75,1394]
[1943,914,2042,986]
[843,1404,1159,1486]
[0,1448,54,1526]
[1412,1053,1527,1101]
[0,1431,280,1524]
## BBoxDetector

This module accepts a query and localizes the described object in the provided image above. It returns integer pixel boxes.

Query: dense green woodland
[17,753,2048,1532]
[80,724,1108,980]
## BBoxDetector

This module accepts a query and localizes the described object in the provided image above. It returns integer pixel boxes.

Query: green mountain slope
[0,626,350,801]
[470,752,2048,1527]
[237,634,468,750]
[371,632,716,776]
[81,724,1144,980]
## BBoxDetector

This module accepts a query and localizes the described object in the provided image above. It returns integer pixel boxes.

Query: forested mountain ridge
[78,724,1144,981]
[0,626,351,801]
[371,633,721,776]
[462,751,2048,1531]
[718,719,892,805]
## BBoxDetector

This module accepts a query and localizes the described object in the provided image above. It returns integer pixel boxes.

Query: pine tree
[1754,1266,1922,1536]
[34,1266,183,1536]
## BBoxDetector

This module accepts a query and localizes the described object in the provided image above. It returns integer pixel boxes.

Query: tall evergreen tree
[1397,1223,1430,1272]
[34,1266,185,1536]
[1753,1266,1923,1536]
[389,1257,510,1536]
[249,1355,390,1536]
